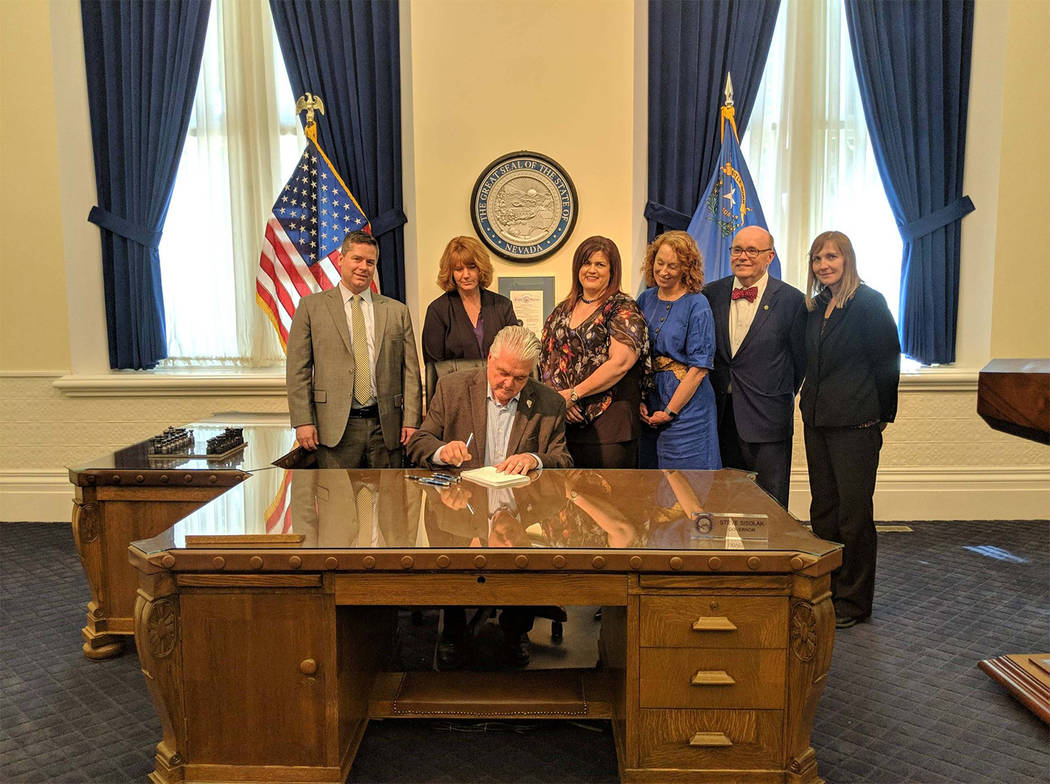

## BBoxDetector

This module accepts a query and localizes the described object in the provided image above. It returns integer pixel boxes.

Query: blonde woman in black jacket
[800,231,900,629]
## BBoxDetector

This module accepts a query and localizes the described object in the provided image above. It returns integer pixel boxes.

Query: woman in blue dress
[638,231,721,469]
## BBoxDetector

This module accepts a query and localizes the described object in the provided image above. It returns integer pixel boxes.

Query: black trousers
[566,437,638,469]
[441,607,536,639]
[717,397,792,508]
[804,423,882,620]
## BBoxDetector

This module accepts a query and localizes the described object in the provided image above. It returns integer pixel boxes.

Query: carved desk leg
[72,495,123,660]
[135,571,185,784]
[785,573,835,784]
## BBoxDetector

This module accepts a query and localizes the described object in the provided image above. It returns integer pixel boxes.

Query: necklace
[579,295,598,304]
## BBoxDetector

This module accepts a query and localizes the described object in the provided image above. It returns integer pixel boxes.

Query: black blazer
[421,289,518,365]
[799,284,901,428]
[703,275,807,443]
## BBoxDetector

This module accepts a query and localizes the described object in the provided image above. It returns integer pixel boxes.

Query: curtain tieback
[899,196,975,243]
[87,206,162,249]
[643,200,692,231]
[369,208,408,238]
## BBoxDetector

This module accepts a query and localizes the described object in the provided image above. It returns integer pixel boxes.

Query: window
[742,0,903,320]
[159,0,304,367]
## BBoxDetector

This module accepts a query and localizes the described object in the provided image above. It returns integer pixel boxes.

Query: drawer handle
[691,669,735,686]
[692,616,737,632]
[689,731,733,747]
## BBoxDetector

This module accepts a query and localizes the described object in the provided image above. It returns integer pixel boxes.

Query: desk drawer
[640,649,785,709]
[640,595,787,648]
[638,708,782,770]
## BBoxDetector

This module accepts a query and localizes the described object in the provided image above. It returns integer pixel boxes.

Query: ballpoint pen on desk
[405,475,452,487]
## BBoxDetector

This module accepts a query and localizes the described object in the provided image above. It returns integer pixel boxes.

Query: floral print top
[539,292,651,425]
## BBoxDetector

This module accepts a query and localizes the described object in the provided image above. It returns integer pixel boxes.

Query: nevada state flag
[687,104,780,283]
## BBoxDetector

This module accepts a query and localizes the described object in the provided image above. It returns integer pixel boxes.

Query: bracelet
[664,409,679,419]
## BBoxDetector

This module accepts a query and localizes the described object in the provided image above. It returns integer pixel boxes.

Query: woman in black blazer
[421,236,518,365]
[800,231,900,629]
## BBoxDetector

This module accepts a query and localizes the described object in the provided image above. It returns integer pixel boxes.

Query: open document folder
[460,465,532,488]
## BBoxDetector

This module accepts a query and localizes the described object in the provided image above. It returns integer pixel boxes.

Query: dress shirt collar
[338,282,374,306]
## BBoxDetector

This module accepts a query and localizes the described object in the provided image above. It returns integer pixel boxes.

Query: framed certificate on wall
[497,276,555,339]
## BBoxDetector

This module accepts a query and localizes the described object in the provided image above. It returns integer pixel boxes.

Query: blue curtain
[646,0,780,239]
[270,0,407,301]
[845,0,975,365]
[81,0,211,370]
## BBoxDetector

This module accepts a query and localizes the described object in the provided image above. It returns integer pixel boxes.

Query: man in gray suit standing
[286,230,422,468]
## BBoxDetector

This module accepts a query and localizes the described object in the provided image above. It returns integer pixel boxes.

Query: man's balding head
[730,226,775,287]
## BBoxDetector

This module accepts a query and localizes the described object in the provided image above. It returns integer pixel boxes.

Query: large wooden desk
[130,468,840,783]
[68,417,294,659]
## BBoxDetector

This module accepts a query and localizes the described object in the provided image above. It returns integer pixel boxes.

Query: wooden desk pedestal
[131,559,834,783]
[68,419,292,659]
[72,479,238,660]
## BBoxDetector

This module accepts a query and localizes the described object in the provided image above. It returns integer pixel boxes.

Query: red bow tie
[731,286,758,303]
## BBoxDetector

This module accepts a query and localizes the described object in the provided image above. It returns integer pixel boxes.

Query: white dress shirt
[338,282,377,404]
[729,272,770,357]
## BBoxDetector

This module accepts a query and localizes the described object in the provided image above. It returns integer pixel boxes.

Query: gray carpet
[2,520,1048,783]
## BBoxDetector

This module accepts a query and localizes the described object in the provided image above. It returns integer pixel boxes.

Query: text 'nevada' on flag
[256,123,371,350]
[687,99,780,284]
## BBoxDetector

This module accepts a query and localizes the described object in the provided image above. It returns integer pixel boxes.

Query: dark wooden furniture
[68,418,294,659]
[976,360,1050,721]
[978,654,1050,724]
[977,358,1050,444]
[130,468,841,784]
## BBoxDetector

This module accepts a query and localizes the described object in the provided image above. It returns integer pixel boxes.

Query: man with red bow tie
[703,225,806,507]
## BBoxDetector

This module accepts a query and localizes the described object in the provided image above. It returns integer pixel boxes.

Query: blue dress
[638,289,721,469]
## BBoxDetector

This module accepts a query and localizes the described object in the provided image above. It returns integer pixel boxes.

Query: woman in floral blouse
[540,236,650,468]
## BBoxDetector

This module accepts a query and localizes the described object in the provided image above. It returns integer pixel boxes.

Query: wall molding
[1,470,73,523]
[51,369,285,397]
[788,464,1050,522]
[0,365,984,399]
[3,465,1046,523]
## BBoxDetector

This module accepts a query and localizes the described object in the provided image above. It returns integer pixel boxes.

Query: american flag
[256,126,371,349]
[264,470,294,534]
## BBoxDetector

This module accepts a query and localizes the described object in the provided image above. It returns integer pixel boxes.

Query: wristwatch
[665,409,679,419]
[569,387,579,403]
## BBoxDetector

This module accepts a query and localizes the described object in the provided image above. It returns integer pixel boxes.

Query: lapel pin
[525,398,533,409]
[763,304,769,310]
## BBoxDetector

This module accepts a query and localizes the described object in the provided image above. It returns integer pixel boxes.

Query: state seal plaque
[471,151,578,262]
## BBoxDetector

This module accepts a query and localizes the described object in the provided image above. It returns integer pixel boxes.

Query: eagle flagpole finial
[295,92,326,128]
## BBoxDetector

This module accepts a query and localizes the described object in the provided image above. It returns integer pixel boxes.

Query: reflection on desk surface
[68,421,297,474]
[133,468,838,557]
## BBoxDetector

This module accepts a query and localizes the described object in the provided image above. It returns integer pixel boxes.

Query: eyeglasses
[730,246,772,258]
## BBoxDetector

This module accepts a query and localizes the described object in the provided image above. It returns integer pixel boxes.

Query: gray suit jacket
[286,287,422,450]
[406,368,572,469]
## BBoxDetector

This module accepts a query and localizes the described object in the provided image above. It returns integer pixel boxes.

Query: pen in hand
[465,432,474,452]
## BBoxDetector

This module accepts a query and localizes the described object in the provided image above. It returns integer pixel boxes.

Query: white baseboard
[788,465,1050,521]
[2,466,1047,523]
[0,470,73,522]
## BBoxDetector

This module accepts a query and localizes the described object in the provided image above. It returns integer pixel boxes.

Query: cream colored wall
[990,0,1050,357]
[0,0,70,370]
[404,0,641,328]
[0,0,1047,522]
